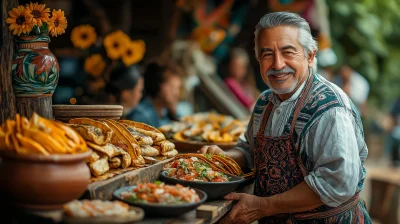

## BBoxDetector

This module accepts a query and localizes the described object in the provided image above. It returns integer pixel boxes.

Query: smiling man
[201,12,371,224]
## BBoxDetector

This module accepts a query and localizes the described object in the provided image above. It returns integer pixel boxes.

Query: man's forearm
[262,181,324,216]
[225,148,249,169]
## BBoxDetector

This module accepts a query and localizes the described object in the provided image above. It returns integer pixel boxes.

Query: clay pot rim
[52,105,123,110]
[0,149,92,163]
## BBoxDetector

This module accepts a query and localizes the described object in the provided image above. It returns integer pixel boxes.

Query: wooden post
[16,96,53,119]
[0,0,18,123]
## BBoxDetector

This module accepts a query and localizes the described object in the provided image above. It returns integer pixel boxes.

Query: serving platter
[112,185,207,217]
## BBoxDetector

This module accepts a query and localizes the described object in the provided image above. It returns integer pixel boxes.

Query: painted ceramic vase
[12,34,59,97]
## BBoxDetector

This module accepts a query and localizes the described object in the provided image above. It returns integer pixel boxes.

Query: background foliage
[327,0,400,110]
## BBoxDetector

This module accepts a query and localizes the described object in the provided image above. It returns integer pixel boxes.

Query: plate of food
[159,154,246,200]
[63,199,144,223]
[158,113,247,153]
[112,182,207,217]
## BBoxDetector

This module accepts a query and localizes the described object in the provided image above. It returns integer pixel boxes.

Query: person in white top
[336,65,370,116]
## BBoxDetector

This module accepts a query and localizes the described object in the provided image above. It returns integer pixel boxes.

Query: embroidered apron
[254,75,371,224]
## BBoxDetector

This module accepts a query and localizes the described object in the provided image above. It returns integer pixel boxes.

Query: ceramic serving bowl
[159,171,245,200]
[0,149,92,210]
[113,185,207,217]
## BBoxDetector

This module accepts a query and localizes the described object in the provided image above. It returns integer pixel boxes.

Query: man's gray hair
[254,12,318,72]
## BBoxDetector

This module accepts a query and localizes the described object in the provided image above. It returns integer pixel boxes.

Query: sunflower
[48,9,67,37]
[26,2,50,27]
[122,40,146,66]
[6,5,34,36]
[71,25,97,49]
[84,54,106,77]
[103,30,130,60]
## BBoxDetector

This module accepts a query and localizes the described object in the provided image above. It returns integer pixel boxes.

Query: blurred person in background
[335,65,370,116]
[129,62,182,128]
[223,48,259,110]
[317,48,337,82]
[105,64,144,118]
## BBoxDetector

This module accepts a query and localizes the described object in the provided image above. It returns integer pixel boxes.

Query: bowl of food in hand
[159,154,245,200]
[63,199,144,223]
[113,182,207,217]
[0,113,91,210]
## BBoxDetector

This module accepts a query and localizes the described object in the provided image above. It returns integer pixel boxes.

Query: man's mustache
[267,67,296,76]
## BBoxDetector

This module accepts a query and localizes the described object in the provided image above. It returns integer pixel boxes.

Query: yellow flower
[84,54,106,77]
[103,30,130,60]
[48,9,67,37]
[6,5,34,36]
[26,2,50,26]
[71,25,97,49]
[122,40,146,66]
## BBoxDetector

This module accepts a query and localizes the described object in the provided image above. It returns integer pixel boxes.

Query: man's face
[257,26,315,98]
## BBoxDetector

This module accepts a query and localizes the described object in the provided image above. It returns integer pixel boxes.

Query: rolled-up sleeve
[304,107,361,207]
[233,114,255,169]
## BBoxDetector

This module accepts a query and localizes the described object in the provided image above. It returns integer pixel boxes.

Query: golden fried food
[102,120,144,166]
[69,118,113,145]
[119,120,165,142]
[160,112,247,143]
[89,156,110,177]
[140,145,160,157]
[121,123,153,146]
[153,140,175,154]
[162,149,178,158]
[109,157,122,169]
[0,113,88,155]
[86,142,116,158]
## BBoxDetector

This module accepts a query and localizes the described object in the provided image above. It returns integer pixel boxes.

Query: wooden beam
[0,0,18,123]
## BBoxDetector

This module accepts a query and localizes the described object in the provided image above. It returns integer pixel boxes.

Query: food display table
[0,154,254,223]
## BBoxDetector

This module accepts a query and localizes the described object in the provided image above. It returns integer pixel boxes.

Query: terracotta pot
[12,34,59,97]
[0,150,91,210]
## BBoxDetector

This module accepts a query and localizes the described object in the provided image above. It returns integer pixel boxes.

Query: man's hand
[219,193,274,224]
[199,145,225,155]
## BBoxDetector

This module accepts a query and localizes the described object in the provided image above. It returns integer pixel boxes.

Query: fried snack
[109,157,122,169]
[86,151,100,164]
[69,118,113,145]
[172,131,187,142]
[162,149,178,158]
[121,123,153,146]
[113,146,131,168]
[102,120,144,166]
[211,155,241,176]
[119,120,165,142]
[174,153,243,176]
[15,133,49,155]
[86,142,115,158]
[89,156,110,177]
[153,140,175,154]
[140,145,160,157]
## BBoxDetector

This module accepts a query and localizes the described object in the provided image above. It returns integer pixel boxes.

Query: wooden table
[0,199,234,224]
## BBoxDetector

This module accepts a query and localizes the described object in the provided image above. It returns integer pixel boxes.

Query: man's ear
[308,50,317,68]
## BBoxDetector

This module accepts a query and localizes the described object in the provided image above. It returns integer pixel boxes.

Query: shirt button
[276,109,281,114]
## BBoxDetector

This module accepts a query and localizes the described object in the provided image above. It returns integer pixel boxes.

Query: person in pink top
[224,48,259,110]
